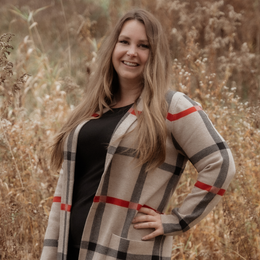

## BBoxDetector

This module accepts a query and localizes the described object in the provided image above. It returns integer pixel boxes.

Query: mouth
[122,61,139,67]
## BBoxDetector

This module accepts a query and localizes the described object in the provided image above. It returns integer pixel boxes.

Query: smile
[122,61,139,67]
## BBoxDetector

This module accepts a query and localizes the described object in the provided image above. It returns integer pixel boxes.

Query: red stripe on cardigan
[94,196,163,214]
[195,181,225,196]
[167,105,202,121]
[61,203,71,212]
[53,196,61,203]
[53,197,71,212]
[129,108,141,116]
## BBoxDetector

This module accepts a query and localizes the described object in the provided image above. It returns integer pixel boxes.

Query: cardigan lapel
[103,93,144,174]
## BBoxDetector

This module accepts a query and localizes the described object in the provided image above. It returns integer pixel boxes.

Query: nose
[126,45,137,56]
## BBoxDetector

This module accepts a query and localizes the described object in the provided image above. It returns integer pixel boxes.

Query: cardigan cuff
[161,213,185,236]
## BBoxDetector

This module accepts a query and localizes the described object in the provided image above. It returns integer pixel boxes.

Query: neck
[113,79,143,108]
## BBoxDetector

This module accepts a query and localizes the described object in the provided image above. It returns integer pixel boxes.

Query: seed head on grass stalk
[0,33,15,83]
[0,34,30,113]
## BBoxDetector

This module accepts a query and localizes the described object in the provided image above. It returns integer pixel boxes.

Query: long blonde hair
[50,9,172,172]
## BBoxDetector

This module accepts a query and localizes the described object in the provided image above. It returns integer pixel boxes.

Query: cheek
[142,52,149,65]
[112,47,121,66]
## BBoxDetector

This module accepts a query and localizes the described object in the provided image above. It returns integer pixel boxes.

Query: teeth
[123,61,138,67]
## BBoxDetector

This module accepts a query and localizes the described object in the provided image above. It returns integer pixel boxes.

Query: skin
[132,207,164,241]
[112,19,150,108]
[112,19,164,240]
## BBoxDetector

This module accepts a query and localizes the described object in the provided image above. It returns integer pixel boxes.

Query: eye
[119,40,128,45]
[140,44,149,49]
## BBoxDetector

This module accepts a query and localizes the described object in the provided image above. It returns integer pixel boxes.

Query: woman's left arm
[133,92,236,239]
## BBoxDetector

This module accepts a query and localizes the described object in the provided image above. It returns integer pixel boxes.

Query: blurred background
[0,0,259,259]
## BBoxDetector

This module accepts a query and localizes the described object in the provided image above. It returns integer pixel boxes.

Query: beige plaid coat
[41,91,235,260]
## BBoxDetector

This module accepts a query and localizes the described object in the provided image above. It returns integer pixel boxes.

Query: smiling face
[112,19,150,88]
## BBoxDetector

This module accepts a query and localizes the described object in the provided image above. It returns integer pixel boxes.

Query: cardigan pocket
[105,233,155,260]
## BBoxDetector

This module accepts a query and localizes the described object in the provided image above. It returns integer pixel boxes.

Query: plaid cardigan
[41,91,235,260]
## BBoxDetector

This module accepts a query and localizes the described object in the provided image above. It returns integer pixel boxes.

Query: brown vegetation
[0,0,259,259]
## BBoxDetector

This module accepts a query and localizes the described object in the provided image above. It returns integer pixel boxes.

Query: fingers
[138,207,157,215]
[132,214,155,224]
[142,230,162,241]
[133,220,159,229]
[132,206,164,240]
[132,207,157,224]
[133,220,164,240]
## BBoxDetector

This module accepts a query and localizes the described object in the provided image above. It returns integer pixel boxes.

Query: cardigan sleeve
[40,168,63,260]
[161,92,236,236]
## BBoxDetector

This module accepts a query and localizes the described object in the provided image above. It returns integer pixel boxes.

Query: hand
[132,207,164,241]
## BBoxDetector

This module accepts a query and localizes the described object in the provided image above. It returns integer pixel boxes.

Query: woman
[41,9,235,260]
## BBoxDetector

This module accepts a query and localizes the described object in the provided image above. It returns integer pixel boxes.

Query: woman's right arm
[40,168,63,260]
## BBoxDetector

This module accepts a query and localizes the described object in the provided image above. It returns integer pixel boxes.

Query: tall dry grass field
[0,0,259,259]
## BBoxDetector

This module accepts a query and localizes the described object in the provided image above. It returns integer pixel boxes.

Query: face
[112,20,150,87]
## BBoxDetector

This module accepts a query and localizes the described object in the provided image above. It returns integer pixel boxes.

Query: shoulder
[165,90,202,113]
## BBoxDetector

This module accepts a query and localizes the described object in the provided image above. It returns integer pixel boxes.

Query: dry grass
[0,0,259,259]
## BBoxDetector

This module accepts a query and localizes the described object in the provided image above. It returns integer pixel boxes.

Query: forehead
[119,20,148,40]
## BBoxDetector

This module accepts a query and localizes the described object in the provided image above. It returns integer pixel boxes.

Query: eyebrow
[118,35,149,43]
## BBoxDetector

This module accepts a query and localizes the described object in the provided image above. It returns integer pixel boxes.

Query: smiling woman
[40,9,235,260]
